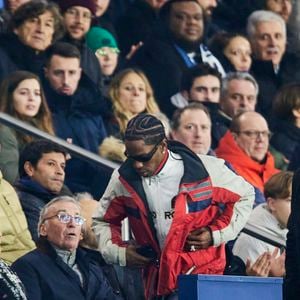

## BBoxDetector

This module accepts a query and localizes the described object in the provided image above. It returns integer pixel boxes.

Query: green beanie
[86,27,119,52]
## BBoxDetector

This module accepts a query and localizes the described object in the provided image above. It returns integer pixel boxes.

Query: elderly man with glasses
[216,111,279,206]
[11,196,123,300]
[93,113,255,299]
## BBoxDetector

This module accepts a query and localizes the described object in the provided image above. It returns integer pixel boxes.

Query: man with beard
[55,0,102,87]
[128,0,224,118]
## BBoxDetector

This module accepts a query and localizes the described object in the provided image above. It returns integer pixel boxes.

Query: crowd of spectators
[0,0,299,299]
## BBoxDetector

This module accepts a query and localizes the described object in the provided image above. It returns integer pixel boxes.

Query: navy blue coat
[12,239,122,300]
[270,119,300,162]
[42,75,109,197]
[0,33,46,83]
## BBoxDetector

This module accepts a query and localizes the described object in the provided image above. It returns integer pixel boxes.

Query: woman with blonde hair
[0,70,54,183]
[108,68,160,134]
[100,68,169,162]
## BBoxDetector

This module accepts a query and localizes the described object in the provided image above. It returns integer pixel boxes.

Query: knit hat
[125,114,166,142]
[56,0,96,15]
[86,27,119,52]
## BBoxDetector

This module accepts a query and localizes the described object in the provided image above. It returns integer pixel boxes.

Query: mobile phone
[136,245,157,260]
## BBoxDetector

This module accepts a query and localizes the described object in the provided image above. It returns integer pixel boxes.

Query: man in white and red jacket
[93,114,255,299]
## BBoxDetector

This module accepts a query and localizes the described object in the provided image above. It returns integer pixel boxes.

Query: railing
[0,112,120,173]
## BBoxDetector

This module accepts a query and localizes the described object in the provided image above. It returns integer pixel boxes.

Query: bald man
[216,111,279,205]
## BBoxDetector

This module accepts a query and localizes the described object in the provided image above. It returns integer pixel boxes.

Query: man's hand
[184,227,213,251]
[126,245,152,267]
[125,41,143,60]
[246,252,271,277]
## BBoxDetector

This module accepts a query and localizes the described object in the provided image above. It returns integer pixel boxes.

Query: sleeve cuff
[212,229,221,247]
[118,247,127,266]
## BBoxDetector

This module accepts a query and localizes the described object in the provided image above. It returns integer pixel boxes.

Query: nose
[206,89,214,101]
[132,87,140,96]
[282,0,289,9]
[133,160,143,170]
[67,218,76,227]
[239,97,247,107]
[75,12,84,23]
[27,91,35,101]
[36,20,44,32]
[268,35,277,45]
[62,73,70,86]
[211,0,218,8]
[193,126,202,138]
[55,165,65,176]
[241,53,249,62]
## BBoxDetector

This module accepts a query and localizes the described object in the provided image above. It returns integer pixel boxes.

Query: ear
[24,161,35,177]
[161,139,168,154]
[78,68,82,77]
[182,90,189,100]
[169,131,176,140]
[39,223,48,237]
[231,131,238,141]
[267,197,276,213]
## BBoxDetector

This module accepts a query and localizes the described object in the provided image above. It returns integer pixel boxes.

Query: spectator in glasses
[12,196,123,300]
[216,111,279,206]
[86,26,120,97]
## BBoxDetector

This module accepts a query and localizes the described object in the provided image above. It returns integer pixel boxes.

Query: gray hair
[247,10,286,40]
[221,72,259,99]
[38,196,82,237]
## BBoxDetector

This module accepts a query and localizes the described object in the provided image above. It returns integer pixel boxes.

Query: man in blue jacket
[42,42,109,197]
[12,195,122,300]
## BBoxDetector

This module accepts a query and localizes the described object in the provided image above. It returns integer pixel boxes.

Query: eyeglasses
[124,141,161,163]
[96,48,120,56]
[235,130,271,139]
[65,8,92,21]
[43,212,85,226]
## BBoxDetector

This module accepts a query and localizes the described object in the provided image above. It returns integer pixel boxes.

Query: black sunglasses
[125,141,162,163]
